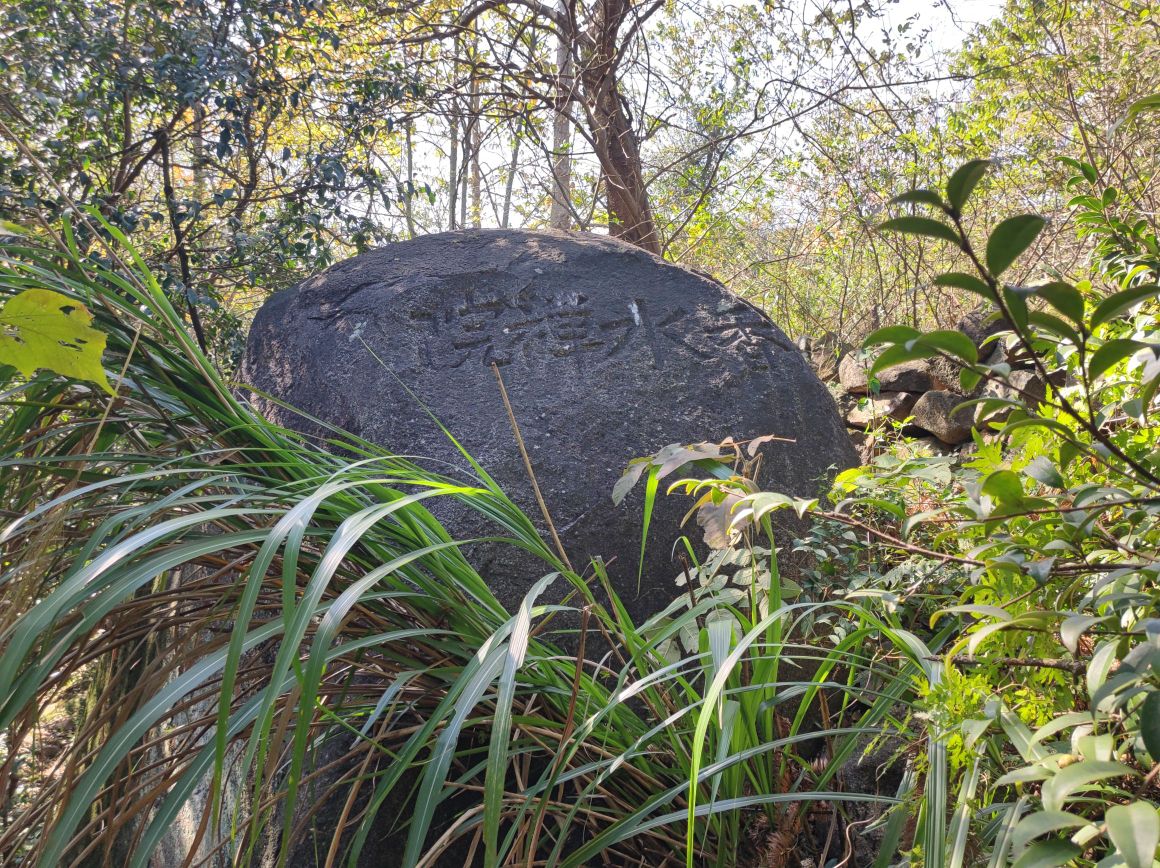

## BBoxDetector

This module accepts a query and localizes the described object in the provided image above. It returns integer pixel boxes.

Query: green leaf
[1060,615,1104,655]
[946,159,991,213]
[1003,285,1031,330]
[1105,802,1160,868]
[864,325,921,346]
[986,215,1047,276]
[1127,93,1160,119]
[890,189,946,209]
[1041,760,1135,812]
[1027,310,1082,346]
[1089,339,1151,380]
[612,460,649,505]
[982,469,1024,504]
[920,329,979,363]
[878,216,963,248]
[1013,811,1091,851]
[1012,839,1082,868]
[870,342,934,375]
[1059,156,1099,184]
[1034,281,1086,325]
[935,272,995,301]
[1091,285,1160,328]
[1140,692,1160,760]
[1024,456,1064,489]
[0,289,112,393]
[960,366,983,392]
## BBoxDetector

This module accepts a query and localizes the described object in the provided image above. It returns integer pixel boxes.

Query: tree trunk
[469,31,482,229]
[404,120,416,239]
[578,0,660,254]
[549,0,573,230]
[448,110,459,230]
[448,36,460,230]
[502,130,520,228]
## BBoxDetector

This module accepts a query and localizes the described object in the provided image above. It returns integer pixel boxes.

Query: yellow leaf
[0,289,112,393]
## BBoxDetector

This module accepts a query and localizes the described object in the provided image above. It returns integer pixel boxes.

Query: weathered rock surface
[930,342,1006,394]
[911,390,975,445]
[838,352,933,395]
[957,305,1011,353]
[974,369,1048,427]
[242,229,857,626]
[797,331,848,382]
[845,391,919,428]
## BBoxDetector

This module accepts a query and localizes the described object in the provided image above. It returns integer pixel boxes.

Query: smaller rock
[974,369,1048,427]
[911,390,974,445]
[957,305,1012,353]
[839,352,932,395]
[847,430,876,462]
[804,331,848,382]
[845,392,919,428]
[930,342,1006,395]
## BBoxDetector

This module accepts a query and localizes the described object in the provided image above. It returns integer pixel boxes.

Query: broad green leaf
[612,460,649,505]
[878,216,963,248]
[982,469,1024,504]
[1091,285,1160,328]
[1003,285,1031,329]
[1058,156,1098,184]
[1105,802,1160,868]
[1027,310,1082,346]
[986,215,1047,276]
[960,366,983,392]
[1013,811,1092,851]
[1041,760,1135,812]
[1034,281,1086,326]
[864,325,921,346]
[996,767,1052,787]
[1127,93,1160,119]
[921,329,979,363]
[1025,456,1064,489]
[1012,839,1082,868]
[890,188,946,209]
[935,271,995,300]
[1140,692,1160,760]
[946,159,991,213]
[0,289,112,393]
[1089,339,1152,380]
[1060,615,1104,655]
[870,341,935,375]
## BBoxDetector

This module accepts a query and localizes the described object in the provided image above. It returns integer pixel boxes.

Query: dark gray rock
[242,229,857,627]
[931,342,1006,395]
[957,305,1011,354]
[974,369,1048,427]
[838,351,932,395]
[911,390,975,445]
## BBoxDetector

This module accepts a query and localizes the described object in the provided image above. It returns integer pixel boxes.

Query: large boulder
[242,229,857,626]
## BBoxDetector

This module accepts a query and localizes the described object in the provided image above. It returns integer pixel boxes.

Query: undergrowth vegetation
[0,216,926,866]
[0,78,1157,868]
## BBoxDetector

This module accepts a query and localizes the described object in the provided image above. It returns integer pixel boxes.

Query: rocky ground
[797,308,1052,460]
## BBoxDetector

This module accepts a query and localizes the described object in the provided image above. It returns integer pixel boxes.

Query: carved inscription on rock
[406,284,781,378]
[407,282,651,369]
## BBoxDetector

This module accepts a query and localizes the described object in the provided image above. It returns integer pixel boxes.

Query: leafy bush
[835,152,1160,865]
